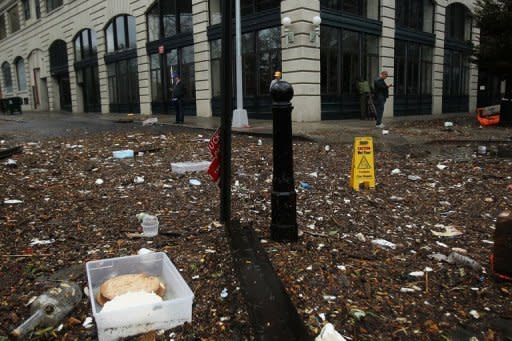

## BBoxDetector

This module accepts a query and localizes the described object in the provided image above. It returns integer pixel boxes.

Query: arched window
[74,29,97,62]
[105,15,139,113]
[105,15,136,53]
[446,3,472,41]
[15,57,27,91]
[2,62,12,93]
[396,0,434,33]
[321,0,379,20]
[147,0,192,42]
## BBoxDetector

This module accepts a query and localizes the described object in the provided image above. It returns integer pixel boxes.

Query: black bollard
[270,81,298,242]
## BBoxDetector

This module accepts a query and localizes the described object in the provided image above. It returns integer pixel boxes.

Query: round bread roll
[99,274,162,301]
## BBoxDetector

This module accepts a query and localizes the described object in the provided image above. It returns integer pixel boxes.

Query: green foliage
[474,0,512,77]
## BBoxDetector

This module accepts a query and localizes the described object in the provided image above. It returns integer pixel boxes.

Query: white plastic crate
[170,161,210,174]
[86,252,194,341]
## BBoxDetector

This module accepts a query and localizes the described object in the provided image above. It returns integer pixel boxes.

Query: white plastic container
[112,150,134,159]
[170,161,210,174]
[141,215,159,237]
[86,252,194,341]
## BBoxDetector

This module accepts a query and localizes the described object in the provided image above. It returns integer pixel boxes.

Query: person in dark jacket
[373,71,392,128]
[172,73,185,123]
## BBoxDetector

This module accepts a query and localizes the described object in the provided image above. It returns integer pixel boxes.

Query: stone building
[0,0,479,121]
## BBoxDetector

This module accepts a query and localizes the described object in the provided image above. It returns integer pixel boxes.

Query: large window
[2,62,12,93]
[46,0,63,13]
[396,0,433,33]
[321,0,379,20]
[394,41,432,97]
[147,0,192,41]
[15,57,27,91]
[321,26,379,96]
[446,3,472,42]
[105,15,139,113]
[74,29,97,62]
[106,15,136,53]
[22,0,30,20]
[0,15,6,40]
[208,0,281,25]
[210,27,281,98]
[8,5,20,33]
[443,50,469,97]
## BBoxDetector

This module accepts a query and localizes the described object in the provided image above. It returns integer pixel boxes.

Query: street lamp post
[270,80,298,242]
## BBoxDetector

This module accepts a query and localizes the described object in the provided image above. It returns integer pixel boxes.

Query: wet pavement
[1,111,511,155]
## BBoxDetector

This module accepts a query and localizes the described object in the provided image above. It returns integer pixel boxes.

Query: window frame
[8,5,20,33]
[105,15,137,53]
[15,57,27,91]
[46,0,63,13]
[2,62,13,93]
[320,0,380,20]
[146,0,193,42]
[22,0,31,20]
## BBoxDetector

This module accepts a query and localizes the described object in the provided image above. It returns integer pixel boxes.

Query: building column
[468,25,479,113]
[96,29,109,114]
[136,14,151,115]
[281,0,321,122]
[380,0,395,118]
[192,0,212,117]
[432,3,445,115]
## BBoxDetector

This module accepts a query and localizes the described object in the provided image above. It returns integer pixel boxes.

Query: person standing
[171,73,185,123]
[270,71,282,92]
[373,71,392,128]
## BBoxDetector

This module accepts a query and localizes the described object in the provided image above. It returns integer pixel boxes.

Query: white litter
[30,238,55,246]
[95,179,104,185]
[142,117,158,126]
[220,288,228,299]
[371,239,396,249]
[407,175,422,181]
[137,248,154,255]
[391,168,401,175]
[437,164,448,170]
[189,179,201,186]
[4,199,23,204]
[431,225,463,237]
[309,172,319,178]
[102,292,163,313]
[134,176,145,184]
[409,271,425,277]
[171,161,210,174]
[355,233,366,242]
[82,317,94,328]
[469,310,480,319]
[382,129,389,135]
[315,323,347,341]
[324,145,331,152]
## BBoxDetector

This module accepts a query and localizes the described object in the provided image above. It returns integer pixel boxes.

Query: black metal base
[270,191,298,242]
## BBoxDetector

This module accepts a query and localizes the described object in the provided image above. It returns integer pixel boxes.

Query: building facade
[0,0,479,121]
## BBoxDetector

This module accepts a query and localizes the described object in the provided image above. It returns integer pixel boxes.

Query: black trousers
[173,99,184,123]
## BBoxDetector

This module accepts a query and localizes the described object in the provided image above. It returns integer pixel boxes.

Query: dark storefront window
[147,0,192,42]
[8,5,20,33]
[46,0,62,13]
[394,40,432,115]
[208,0,281,25]
[210,27,281,98]
[22,0,30,20]
[0,15,6,40]
[321,26,379,96]
[49,39,72,112]
[320,26,379,119]
[446,3,472,42]
[105,15,139,113]
[74,29,100,112]
[396,0,434,33]
[443,3,472,112]
[321,0,379,20]
[2,62,12,93]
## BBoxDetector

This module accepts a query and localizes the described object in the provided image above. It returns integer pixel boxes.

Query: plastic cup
[141,215,159,237]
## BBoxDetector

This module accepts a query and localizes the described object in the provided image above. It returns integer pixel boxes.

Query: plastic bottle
[11,281,82,338]
[141,215,159,237]
[447,252,483,272]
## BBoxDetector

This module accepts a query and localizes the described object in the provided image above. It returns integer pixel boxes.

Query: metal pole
[235,0,242,110]
[270,81,298,242]
[220,0,233,223]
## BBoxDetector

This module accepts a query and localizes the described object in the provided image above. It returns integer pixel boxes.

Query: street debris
[112,149,134,159]
[171,161,210,174]
[1,120,511,340]
[371,239,396,249]
[189,179,201,186]
[430,224,463,237]
[315,323,347,341]
[3,199,22,204]
[142,117,158,126]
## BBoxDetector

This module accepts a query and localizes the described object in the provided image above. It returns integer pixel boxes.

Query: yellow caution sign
[350,137,375,191]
